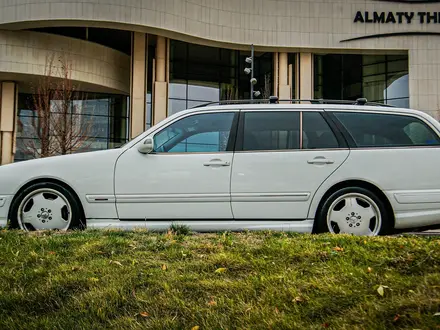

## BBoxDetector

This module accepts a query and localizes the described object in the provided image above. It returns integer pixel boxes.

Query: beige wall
[278,52,291,100]
[0,82,17,164]
[153,35,168,125]
[298,53,313,100]
[0,1,438,50]
[408,42,440,119]
[0,0,438,114]
[130,32,147,138]
[0,30,130,94]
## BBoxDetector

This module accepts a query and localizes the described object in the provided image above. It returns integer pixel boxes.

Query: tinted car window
[333,112,440,147]
[169,132,229,152]
[153,112,235,153]
[242,112,300,151]
[302,112,339,149]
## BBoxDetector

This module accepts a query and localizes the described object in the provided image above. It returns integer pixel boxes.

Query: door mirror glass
[137,137,154,154]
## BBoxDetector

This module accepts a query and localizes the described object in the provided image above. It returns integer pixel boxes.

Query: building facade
[0,0,439,163]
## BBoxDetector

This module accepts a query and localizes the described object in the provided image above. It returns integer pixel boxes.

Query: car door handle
[203,159,230,167]
[307,157,334,165]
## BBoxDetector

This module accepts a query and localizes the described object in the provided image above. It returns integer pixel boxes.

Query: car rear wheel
[315,187,392,236]
[9,182,84,231]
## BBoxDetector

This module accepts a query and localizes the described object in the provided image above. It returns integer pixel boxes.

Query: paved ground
[401,230,440,236]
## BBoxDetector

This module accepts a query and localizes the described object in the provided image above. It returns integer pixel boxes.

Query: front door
[231,110,350,219]
[114,111,238,220]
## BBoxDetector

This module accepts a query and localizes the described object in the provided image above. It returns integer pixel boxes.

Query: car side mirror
[137,137,154,154]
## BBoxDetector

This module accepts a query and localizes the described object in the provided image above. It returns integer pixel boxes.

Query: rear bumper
[0,195,12,228]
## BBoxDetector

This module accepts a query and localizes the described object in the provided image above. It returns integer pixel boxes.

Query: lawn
[0,228,439,330]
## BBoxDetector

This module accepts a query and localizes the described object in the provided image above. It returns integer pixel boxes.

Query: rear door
[230,109,350,219]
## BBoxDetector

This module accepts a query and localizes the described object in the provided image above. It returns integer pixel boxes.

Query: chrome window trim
[233,148,350,154]
[142,107,440,155]
[240,108,325,112]
[299,111,303,149]
[147,151,235,155]
[349,145,440,151]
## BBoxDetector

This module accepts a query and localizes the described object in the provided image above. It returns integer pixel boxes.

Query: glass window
[168,99,188,116]
[404,121,440,146]
[386,73,409,100]
[146,93,152,129]
[362,55,386,65]
[387,98,409,109]
[363,63,386,76]
[302,112,339,149]
[314,54,409,107]
[15,92,129,161]
[169,40,273,115]
[288,54,296,99]
[188,82,220,101]
[153,112,235,153]
[187,100,210,109]
[333,112,440,147]
[388,60,408,73]
[169,82,187,99]
[242,112,300,151]
[363,74,386,102]
[169,132,229,152]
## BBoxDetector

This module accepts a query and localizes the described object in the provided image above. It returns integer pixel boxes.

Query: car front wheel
[9,182,83,231]
[315,187,392,236]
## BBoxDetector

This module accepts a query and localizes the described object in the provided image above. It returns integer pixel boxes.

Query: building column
[153,36,168,125]
[0,82,17,165]
[278,52,291,100]
[273,52,279,97]
[298,53,314,100]
[130,32,147,139]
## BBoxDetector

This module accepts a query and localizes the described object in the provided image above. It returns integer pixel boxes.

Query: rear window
[333,112,440,148]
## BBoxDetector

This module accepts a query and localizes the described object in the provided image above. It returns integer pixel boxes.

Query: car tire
[314,186,393,236]
[9,181,85,231]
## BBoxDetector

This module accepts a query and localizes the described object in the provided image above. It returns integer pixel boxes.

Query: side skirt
[86,219,315,233]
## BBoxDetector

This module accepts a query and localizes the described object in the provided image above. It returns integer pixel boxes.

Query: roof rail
[191,97,395,108]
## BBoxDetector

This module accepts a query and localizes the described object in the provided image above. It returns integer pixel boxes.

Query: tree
[221,83,238,103]
[261,72,272,99]
[25,53,93,158]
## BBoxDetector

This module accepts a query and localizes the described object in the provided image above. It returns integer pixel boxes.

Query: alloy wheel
[17,188,72,231]
[326,193,382,236]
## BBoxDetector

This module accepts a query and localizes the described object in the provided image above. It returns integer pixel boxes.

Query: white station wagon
[1,97,440,236]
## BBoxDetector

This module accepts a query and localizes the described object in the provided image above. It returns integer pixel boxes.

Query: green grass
[0,229,439,330]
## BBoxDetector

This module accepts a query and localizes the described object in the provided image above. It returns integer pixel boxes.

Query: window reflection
[334,111,440,147]
[242,112,300,151]
[314,54,409,107]
[168,40,273,115]
[169,82,187,99]
[386,73,409,107]
[15,93,129,162]
[153,112,234,153]
[188,82,220,101]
